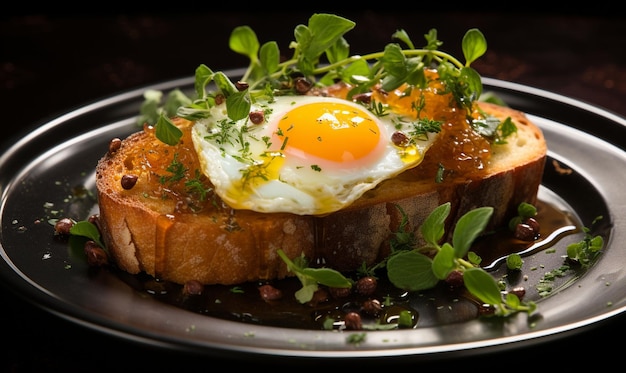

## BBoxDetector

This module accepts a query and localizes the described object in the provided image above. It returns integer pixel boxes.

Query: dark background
[2,9,625,371]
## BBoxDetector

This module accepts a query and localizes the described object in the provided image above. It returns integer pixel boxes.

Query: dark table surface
[2,10,625,371]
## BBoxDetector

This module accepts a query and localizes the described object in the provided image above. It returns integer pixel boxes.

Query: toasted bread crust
[95,101,546,285]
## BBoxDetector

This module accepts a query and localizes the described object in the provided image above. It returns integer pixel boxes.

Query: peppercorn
[54,217,74,236]
[343,312,362,330]
[121,174,138,190]
[84,240,108,267]
[355,276,377,296]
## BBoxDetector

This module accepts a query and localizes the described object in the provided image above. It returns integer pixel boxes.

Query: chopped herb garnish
[159,153,187,185]
[506,253,524,271]
[185,169,212,201]
[566,216,604,267]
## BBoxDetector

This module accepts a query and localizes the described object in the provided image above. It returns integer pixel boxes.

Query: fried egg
[191,95,438,215]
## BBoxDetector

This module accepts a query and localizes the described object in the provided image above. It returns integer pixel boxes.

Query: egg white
[191,95,438,215]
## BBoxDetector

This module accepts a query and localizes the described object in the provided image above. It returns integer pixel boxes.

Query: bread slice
[95,101,546,285]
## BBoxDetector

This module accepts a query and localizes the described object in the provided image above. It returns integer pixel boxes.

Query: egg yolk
[274,101,382,164]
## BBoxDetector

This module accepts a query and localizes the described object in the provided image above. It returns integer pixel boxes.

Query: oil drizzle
[476,200,579,270]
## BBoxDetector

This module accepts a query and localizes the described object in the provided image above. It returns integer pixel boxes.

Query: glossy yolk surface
[275,101,381,164]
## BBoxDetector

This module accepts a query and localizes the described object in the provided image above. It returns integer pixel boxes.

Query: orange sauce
[123,120,218,216]
[327,69,493,181]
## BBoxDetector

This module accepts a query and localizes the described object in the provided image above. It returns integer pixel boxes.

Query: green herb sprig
[280,202,537,318]
[143,13,490,146]
[277,249,352,304]
[195,14,486,120]
[386,202,536,317]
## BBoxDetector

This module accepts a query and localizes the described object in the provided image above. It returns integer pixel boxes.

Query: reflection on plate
[1,71,626,360]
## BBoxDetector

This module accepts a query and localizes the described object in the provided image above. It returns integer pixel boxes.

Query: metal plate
[1,71,625,360]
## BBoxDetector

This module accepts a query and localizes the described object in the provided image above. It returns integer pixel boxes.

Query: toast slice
[95,101,546,285]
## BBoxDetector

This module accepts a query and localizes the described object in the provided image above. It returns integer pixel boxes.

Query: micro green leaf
[301,267,352,288]
[302,13,356,62]
[506,253,524,270]
[405,65,427,87]
[471,115,501,138]
[163,89,192,117]
[497,117,518,142]
[480,91,508,106]
[212,71,238,98]
[422,29,442,51]
[225,91,251,122]
[259,41,280,74]
[277,249,351,303]
[69,220,105,250]
[508,202,537,230]
[452,206,493,258]
[155,113,183,146]
[459,66,483,101]
[397,310,414,328]
[462,267,503,306]
[229,25,260,62]
[194,64,214,99]
[566,224,604,268]
[136,89,192,127]
[136,89,162,126]
[325,36,350,64]
[467,251,482,265]
[461,28,487,66]
[518,202,537,219]
[295,284,318,304]
[391,29,414,50]
[380,43,409,89]
[420,202,451,247]
[431,242,456,280]
[386,250,438,291]
[339,58,371,84]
